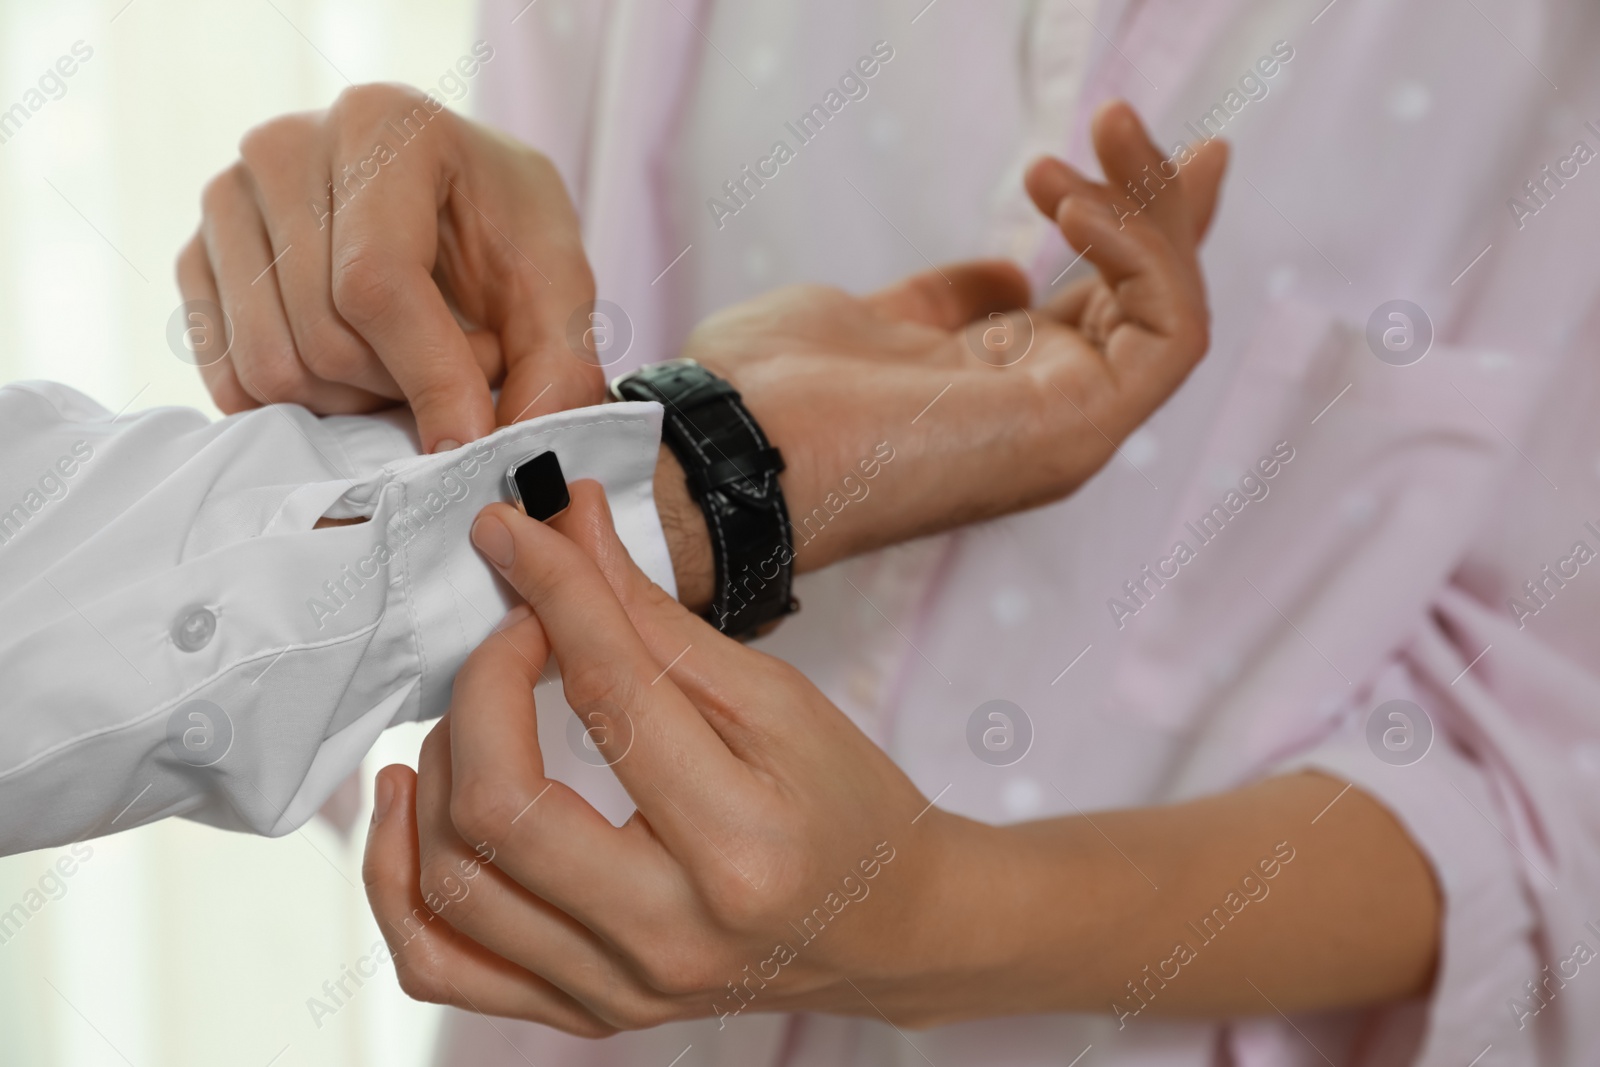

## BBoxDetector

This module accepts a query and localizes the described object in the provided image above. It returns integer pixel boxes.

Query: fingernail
[371,772,394,827]
[494,604,532,632]
[433,439,462,454]
[472,513,516,569]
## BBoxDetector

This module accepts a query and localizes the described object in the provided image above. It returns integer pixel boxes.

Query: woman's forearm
[646,419,1439,1024]
[884,771,1439,1027]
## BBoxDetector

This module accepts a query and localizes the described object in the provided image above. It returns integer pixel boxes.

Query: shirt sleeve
[0,381,675,857]
[1269,582,1600,1067]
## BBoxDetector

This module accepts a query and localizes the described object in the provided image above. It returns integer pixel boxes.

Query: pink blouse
[442,1,1600,1064]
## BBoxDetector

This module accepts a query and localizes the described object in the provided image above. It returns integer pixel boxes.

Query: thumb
[865,260,1032,331]
[493,295,608,426]
[496,339,605,426]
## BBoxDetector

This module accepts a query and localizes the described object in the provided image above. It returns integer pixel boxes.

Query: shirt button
[173,607,217,652]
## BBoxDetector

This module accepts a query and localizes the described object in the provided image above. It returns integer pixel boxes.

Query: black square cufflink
[506,450,571,521]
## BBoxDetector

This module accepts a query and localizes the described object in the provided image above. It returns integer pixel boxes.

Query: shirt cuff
[268,400,677,833]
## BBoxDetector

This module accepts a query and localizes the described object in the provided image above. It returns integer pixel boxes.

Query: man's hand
[176,83,602,452]
[660,100,1229,608]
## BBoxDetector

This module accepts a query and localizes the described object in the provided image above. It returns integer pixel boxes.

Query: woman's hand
[176,83,602,452]
[671,101,1229,600]
[361,482,955,1033]
[360,483,1439,1034]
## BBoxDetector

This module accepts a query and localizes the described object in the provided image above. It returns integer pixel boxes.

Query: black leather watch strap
[610,359,797,638]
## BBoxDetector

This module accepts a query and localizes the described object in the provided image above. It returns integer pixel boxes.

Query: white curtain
[0,2,485,1063]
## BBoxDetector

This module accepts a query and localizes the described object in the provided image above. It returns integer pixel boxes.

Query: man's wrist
[653,444,715,613]
[642,362,806,624]
[641,357,881,620]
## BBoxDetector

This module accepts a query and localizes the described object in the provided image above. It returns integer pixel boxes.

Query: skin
[360,483,1438,1035]
[658,102,1231,609]
[177,84,603,453]
[345,102,1441,1033]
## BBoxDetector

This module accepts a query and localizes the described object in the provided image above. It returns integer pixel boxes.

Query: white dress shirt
[0,380,674,858]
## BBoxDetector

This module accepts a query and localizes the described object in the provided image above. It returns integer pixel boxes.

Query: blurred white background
[0,2,484,1064]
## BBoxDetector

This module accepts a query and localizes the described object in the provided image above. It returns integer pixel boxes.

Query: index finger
[329,98,494,451]
[468,502,758,860]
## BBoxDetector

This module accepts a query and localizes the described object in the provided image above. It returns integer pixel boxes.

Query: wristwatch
[610,359,797,638]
